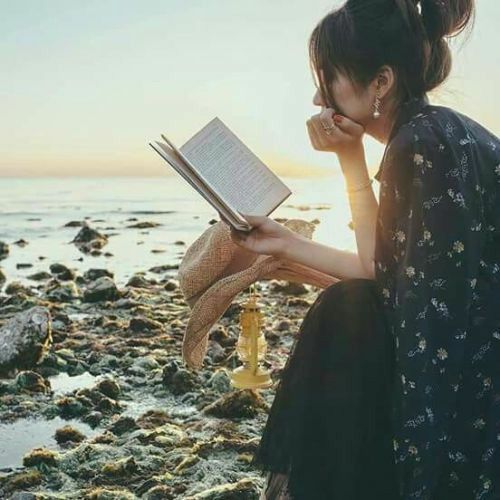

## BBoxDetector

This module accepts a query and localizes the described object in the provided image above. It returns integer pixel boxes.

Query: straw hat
[177,218,338,370]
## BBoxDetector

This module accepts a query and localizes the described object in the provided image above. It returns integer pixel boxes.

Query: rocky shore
[0,219,322,499]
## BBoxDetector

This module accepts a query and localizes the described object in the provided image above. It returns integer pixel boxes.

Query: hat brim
[182,253,279,369]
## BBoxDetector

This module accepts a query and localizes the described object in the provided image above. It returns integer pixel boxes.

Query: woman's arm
[278,235,373,280]
[278,146,378,280]
[339,145,379,279]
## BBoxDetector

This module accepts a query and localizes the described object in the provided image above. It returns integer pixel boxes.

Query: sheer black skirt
[251,278,400,500]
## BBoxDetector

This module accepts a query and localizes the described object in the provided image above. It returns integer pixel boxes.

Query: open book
[149,117,292,232]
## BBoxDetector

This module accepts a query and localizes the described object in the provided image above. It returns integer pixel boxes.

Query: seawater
[0,175,365,287]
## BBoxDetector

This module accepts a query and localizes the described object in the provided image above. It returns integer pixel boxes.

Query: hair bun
[419,0,475,41]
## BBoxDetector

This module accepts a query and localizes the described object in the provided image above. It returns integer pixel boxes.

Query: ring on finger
[322,123,337,135]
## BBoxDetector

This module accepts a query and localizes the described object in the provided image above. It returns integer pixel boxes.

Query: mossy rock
[23,447,58,468]
[54,425,86,444]
[4,469,43,492]
[202,389,268,419]
[83,486,136,500]
[183,477,261,499]
[101,456,139,477]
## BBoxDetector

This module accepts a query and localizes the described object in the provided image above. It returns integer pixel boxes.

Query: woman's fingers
[306,119,321,149]
[319,106,336,129]
[333,114,365,137]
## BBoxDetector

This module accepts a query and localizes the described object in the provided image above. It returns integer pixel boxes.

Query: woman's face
[312,69,375,127]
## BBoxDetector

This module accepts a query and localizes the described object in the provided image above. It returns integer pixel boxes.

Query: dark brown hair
[308,0,475,111]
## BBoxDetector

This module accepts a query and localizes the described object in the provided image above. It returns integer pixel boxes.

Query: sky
[1,0,499,178]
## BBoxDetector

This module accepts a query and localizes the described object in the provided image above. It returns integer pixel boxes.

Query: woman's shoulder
[389,103,500,161]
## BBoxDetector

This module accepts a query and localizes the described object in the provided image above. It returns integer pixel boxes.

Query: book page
[150,141,251,231]
[179,117,291,216]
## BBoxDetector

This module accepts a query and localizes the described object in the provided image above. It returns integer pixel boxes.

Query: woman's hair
[308,0,475,109]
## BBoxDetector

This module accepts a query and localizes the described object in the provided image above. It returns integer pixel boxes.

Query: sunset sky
[1,0,498,178]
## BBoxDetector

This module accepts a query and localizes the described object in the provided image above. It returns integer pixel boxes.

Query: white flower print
[437,348,448,360]
[431,298,450,318]
[447,188,466,208]
[473,418,486,430]
[395,230,406,243]
[414,153,424,166]
[405,266,416,278]
[408,445,419,456]
[453,241,464,253]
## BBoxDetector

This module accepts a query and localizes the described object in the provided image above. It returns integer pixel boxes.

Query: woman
[220,0,500,498]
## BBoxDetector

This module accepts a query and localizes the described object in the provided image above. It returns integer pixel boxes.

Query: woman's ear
[374,65,395,100]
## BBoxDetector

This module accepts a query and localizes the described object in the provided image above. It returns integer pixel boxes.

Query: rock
[161,359,180,384]
[10,491,38,500]
[163,279,178,291]
[0,240,10,260]
[270,281,309,295]
[71,222,108,254]
[166,369,200,396]
[101,456,138,477]
[82,410,104,427]
[174,454,199,474]
[136,409,171,429]
[64,220,85,227]
[13,238,29,247]
[3,470,42,495]
[183,478,261,499]
[22,447,58,468]
[129,316,163,333]
[49,263,76,280]
[84,487,136,499]
[4,280,33,296]
[209,325,236,348]
[273,318,292,332]
[27,270,52,281]
[207,369,232,394]
[286,297,312,308]
[0,306,52,375]
[206,341,226,364]
[109,416,139,436]
[97,378,121,400]
[132,355,160,371]
[45,280,80,302]
[126,274,151,288]
[83,276,121,303]
[0,268,6,288]
[14,370,51,394]
[202,389,268,419]
[135,478,162,497]
[84,268,114,282]
[16,262,33,269]
[54,425,86,444]
[144,485,176,499]
[56,396,88,418]
[148,264,178,273]
[126,221,162,229]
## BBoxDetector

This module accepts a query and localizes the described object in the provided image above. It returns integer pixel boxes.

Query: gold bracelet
[346,178,373,194]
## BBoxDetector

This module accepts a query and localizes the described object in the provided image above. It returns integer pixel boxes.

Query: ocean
[0,175,364,287]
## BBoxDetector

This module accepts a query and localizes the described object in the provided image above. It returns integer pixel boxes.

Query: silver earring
[373,91,381,119]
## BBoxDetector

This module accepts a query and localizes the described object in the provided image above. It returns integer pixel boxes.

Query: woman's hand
[306,107,365,160]
[216,211,298,258]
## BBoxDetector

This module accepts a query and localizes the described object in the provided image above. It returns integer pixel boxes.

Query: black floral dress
[373,94,500,499]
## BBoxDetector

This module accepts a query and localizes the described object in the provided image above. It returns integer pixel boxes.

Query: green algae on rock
[201,389,269,419]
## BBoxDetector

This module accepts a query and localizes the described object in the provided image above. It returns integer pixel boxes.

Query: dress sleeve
[389,133,485,413]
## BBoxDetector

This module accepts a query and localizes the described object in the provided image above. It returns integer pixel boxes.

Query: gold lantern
[230,283,272,389]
